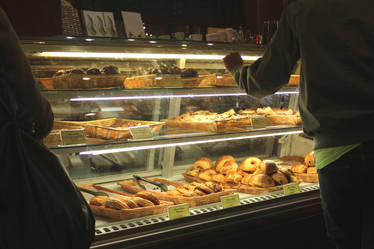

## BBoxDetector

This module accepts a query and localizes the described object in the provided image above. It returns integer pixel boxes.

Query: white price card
[283,182,301,196]
[251,116,267,129]
[129,126,153,140]
[168,203,190,220]
[221,194,240,209]
[60,129,86,145]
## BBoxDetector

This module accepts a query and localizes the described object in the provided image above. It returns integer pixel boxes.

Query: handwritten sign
[221,194,240,209]
[129,126,153,139]
[168,203,190,220]
[283,183,301,196]
[251,116,267,129]
[60,129,86,145]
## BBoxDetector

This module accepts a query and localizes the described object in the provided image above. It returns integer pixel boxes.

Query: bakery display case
[22,37,322,249]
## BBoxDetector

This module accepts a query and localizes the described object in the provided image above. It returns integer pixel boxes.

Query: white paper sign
[129,126,153,139]
[82,10,117,37]
[121,11,146,38]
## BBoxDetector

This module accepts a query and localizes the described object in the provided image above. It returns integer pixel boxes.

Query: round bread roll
[215,155,235,173]
[271,172,289,185]
[307,167,317,174]
[239,157,262,173]
[291,163,308,173]
[260,160,278,175]
[305,151,315,167]
[135,191,160,205]
[199,169,217,181]
[212,173,225,183]
[250,174,276,188]
[220,161,239,175]
[193,157,214,170]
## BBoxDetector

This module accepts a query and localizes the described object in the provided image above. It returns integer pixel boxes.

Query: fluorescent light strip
[70,92,247,102]
[275,91,299,95]
[80,130,302,155]
[38,52,260,61]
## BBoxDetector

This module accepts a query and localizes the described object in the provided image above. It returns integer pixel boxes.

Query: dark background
[0,0,287,37]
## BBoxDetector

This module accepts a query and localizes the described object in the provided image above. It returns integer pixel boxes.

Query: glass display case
[22,37,319,249]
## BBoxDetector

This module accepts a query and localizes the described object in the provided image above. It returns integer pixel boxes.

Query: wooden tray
[79,184,173,221]
[162,117,251,133]
[295,173,319,183]
[183,173,287,194]
[117,178,235,207]
[55,118,164,140]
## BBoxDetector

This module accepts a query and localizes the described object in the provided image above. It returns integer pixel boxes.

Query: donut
[131,197,154,207]
[215,155,235,173]
[220,161,239,175]
[89,196,108,206]
[212,173,225,183]
[239,157,262,173]
[271,172,289,185]
[291,163,308,173]
[304,151,315,167]
[135,191,160,205]
[105,197,130,210]
[260,160,278,175]
[198,169,217,181]
[193,157,214,170]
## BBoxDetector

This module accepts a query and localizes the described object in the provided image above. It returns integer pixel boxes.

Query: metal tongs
[133,175,168,192]
[78,187,109,197]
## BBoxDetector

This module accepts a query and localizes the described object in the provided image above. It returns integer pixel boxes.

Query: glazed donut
[135,191,160,205]
[271,172,289,185]
[291,163,307,173]
[199,169,217,181]
[239,157,262,173]
[105,197,130,210]
[193,157,214,170]
[215,155,235,173]
[304,151,315,167]
[131,197,154,207]
[220,161,239,175]
[259,160,278,175]
[89,196,108,206]
[212,173,225,183]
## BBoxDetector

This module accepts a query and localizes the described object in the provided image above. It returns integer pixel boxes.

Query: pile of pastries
[165,181,223,197]
[54,65,121,76]
[291,151,316,174]
[185,155,298,189]
[89,191,161,210]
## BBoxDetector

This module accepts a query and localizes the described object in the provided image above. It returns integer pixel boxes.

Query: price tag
[60,129,86,145]
[283,183,301,196]
[251,116,267,129]
[221,194,240,209]
[168,203,190,220]
[160,75,183,88]
[129,126,153,140]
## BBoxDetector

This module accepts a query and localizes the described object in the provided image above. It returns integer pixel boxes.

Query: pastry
[215,155,235,173]
[102,65,119,74]
[239,157,262,173]
[176,187,197,197]
[135,191,160,205]
[305,151,315,167]
[212,173,225,183]
[279,168,296,182]
[198,169,217,181]
[241,174,253,185]
[291,164,308,173]
[105,197,130,210]
[89,196,108,206]
[259,160,278,175]
[186,167,200,177]
[193,157,214,170]
[86,68,101,75]
[307,167,317,174]
[204,181,223,192]
[131,197,154,207]
[120,197,139,208]
[271,172,289,185]
[70,69,85,74]
[250,174,276,188]
[53,69,65,77]
[181,68,198,78]
[225,171,243,184]
[165,189,181,196]
[220,161,239,175]
[190,182,214,194]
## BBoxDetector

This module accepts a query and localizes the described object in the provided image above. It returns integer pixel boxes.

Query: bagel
[215,155,235,173]
[199,169,217,181]
[239,157,262,173]
[193,157,214,170]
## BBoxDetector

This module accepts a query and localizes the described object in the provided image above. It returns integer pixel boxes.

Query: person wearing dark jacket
[223,1,374,249]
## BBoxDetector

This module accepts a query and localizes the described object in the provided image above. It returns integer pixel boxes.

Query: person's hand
[222,52,243,73]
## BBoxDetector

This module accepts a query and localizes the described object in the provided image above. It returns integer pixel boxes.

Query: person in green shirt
[223,0,374,248]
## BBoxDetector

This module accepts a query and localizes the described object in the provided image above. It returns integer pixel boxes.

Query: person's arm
[223,4,300,98]
[0,8,53,139]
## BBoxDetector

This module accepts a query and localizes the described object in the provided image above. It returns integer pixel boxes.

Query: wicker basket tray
[55,118,164,140]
